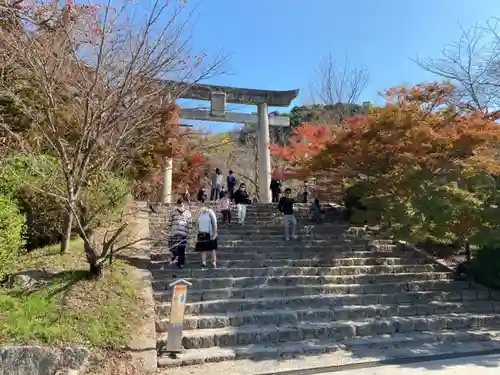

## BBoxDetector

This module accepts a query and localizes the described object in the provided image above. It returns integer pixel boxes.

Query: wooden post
[165,279,192,356]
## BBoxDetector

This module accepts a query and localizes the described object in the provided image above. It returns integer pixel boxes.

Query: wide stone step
[156,313,500,350]
[153,209,331,216]
[155,233,358,246]
[156,329,500,367]
[215,222,350,228]
[150,243,393,255]
[152,272,452,292]
[151,216,336,226]
[155,287,482,315]
[153,222,361,230]
[150,249,408,262]
[156,300,500,332]
[151,264,440,279]
[213,223,350,229]
[183,251,418,261]
[151,244,374,255]
[216,232,350,237]
[151,256,431,270]
[152,238,346,246]
[153,280,474,302]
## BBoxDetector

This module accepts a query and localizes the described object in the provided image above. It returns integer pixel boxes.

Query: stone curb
[123,201,157,374]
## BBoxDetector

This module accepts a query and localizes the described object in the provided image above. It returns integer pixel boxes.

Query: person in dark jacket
[227,170,237,199]
[278,188,298,240]
[310,198,325,223]
[302,180,310,203]
[182,188,191,203]
[197,187,208,202]
[270,178,282,203]
[233,183,251,225]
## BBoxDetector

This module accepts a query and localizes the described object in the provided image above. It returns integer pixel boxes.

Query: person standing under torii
[270,177,282,203]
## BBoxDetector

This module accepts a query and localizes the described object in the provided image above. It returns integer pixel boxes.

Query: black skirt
[194,232,218,252]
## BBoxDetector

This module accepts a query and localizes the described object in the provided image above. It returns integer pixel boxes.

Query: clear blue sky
[178,0,500,132]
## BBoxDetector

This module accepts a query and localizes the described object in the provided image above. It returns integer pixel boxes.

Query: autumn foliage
[272,83,500,247]
[269,123,334,183]
[128,104,209,200]
[306,83,500,246]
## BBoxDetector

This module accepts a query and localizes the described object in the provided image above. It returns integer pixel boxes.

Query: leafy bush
[0,154,131,250]
[343,181,369,223]
[0,154,65,249]
[0,194,26,279]
[469,246,500,289]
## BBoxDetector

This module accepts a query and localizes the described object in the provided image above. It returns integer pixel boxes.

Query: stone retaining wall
[0,346,89,375]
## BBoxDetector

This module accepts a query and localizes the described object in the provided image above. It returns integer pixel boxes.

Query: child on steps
[219,191,232,224]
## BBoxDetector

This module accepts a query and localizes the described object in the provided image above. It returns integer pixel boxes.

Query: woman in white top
[194,197,218,270]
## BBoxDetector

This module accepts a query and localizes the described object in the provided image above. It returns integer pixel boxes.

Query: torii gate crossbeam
[162,82,299,203]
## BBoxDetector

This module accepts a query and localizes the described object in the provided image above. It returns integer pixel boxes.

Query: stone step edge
[150,256,427,265]
[150,247,388,252]
[150,251,413,260]
[155,288,481,314]
[156,329,500,367]
[152,271,453,285]
[152,264,438,275]
[151,240,360,245]
[151,253,411,258]
[155,300,498,329]
[153,279,466,297]
[156,287,465,305]
[156,312,500,342]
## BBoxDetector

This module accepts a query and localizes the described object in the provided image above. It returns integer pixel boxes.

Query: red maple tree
[269,123,334,181]
[131,104,209,200]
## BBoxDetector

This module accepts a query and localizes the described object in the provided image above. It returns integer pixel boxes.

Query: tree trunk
[82,233,103,278]
[60,211,73,254]
[89,260,103,278]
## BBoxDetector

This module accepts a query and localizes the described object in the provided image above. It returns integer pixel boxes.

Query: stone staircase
[149,203,500,368]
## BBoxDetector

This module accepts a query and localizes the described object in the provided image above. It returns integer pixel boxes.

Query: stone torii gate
[163,82,299,203]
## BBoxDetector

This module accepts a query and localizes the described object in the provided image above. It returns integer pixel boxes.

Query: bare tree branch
[415,21,500,111]
[0,0,228,275]
[308,53,369,125]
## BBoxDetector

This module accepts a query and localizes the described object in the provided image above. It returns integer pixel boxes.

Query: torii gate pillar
[257,102,271,203]
[165,81,299,203]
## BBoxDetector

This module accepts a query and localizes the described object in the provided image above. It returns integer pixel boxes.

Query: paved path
[328,354,500,375]
[159,352,500,375]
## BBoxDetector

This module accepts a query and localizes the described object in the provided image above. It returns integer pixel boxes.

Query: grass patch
[0,239,140,349]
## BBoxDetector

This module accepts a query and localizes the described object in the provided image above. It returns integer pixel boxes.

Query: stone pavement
[157,345,500,375]
[148,202,500,369]
[325,353,500,375]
